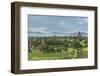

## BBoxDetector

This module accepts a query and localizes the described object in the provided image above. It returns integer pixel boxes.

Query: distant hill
[67,32,88,37]
[28,31,88,37]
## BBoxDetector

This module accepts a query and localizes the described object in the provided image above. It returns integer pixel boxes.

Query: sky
[28,15,88,33]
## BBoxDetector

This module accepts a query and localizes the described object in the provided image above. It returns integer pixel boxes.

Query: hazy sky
[28,15,88,33]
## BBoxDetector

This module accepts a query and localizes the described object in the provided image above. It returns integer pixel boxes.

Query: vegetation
[28,36,88,60]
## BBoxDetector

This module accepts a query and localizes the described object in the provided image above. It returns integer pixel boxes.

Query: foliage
[28,36,88,60]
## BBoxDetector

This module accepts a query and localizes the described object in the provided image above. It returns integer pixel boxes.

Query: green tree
[72,39,83,58]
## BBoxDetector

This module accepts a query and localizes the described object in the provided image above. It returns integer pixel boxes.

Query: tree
[72,40,82,49]
[71,39,83,58]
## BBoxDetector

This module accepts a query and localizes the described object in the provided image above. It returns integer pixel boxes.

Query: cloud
[29,27,48,32]
[83,18,88,22]
[76,17,88,25]
[59,21,65,28]
[77,21,84,25]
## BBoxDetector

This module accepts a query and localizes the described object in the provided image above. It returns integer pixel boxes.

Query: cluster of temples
[28,31,82,52]
[28,37,46,52]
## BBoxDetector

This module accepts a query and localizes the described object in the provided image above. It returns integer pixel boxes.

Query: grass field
[28,48,88,60]
[28,36,88,60]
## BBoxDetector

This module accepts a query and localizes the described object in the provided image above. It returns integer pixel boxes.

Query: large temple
[40,37,46,47]
[77,31,82,38]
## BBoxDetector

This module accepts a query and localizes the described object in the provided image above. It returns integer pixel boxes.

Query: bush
[71,40,83,49]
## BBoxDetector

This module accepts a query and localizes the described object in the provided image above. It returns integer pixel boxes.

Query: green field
[28,36,88,60]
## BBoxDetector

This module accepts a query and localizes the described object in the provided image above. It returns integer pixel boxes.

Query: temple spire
[40,37,46,47]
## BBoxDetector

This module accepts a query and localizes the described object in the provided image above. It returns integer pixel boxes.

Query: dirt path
[72,49,77,59]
